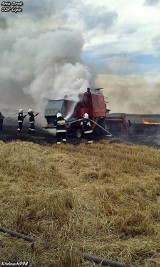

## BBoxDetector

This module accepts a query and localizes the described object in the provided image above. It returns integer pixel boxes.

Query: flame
[143,119,160,125]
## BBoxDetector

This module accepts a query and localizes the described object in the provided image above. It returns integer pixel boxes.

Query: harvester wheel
[104,120,110,131]
[99,119,110,135]
[75,129,83,138]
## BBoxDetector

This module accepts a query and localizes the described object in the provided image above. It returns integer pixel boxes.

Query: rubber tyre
[99,119,110,135]
[75,129,83,138]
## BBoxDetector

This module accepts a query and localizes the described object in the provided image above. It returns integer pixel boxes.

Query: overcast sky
[0,0,160,113]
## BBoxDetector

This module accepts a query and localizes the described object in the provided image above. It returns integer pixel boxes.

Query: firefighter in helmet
[81,113,93,143]
[0,112,4,132]
[55,113,67,144]
[17,109,27,133]
[28,109,39,133]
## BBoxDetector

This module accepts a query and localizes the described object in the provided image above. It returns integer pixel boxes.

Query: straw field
[0,140,160,267]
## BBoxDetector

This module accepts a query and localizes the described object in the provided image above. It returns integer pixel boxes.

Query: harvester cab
[45,98,77,127]
[45,99,64,126]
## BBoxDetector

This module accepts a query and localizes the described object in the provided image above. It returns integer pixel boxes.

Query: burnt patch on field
[1,125,55,145]
[123,123,160,147]
[0,122,160,147]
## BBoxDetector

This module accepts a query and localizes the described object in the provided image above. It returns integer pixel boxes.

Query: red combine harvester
[45,88,128,137]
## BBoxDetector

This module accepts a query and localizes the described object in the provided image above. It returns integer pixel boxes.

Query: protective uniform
[17,109,27,133]
[0,112,4,132]
[56,113,67,144]
[81,113,93,143]
[28,109,39,133]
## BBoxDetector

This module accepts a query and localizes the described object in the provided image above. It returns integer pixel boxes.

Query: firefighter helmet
[19,109,23,113]
[28,109,33,113]
[83,113,89,119]
[57,113,62,118]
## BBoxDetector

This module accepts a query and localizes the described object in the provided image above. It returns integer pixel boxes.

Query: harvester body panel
[91,93,106,117]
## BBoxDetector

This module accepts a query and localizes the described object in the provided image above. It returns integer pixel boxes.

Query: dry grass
[0,140,160,266]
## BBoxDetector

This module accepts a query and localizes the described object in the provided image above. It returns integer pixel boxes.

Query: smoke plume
[0,28,95,121]
[96,74,160,114]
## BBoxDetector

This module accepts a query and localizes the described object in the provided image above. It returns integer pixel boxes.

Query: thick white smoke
[0,29,95,122]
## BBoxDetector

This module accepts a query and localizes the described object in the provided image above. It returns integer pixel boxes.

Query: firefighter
[0,112,4,132]
[28,109,39,133]
[81,113,93,143]
[55,113,67,144]
[17,109,27,133]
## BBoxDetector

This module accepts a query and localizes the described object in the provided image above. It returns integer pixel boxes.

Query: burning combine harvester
[44,88,129,137]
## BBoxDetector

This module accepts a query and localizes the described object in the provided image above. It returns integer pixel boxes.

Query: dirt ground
[0,122,160,148]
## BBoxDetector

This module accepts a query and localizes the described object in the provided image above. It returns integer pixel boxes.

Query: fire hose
[68,118,134,145]
[67,118,112,136]
[5,110,28,119]
[89,118,113,136]
[0,226,137,267]
[89,119,135,145]
[5,112,19,119]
